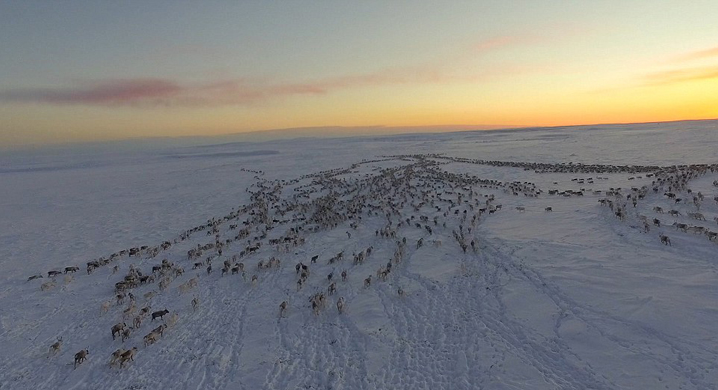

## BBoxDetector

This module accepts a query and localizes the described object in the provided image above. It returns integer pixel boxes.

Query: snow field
[2,122,718,389]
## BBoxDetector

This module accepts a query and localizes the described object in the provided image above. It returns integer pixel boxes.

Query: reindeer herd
[26,154,718,374]
[596,163,718,246]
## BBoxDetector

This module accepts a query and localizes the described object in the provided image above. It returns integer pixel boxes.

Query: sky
[1,1,717,148]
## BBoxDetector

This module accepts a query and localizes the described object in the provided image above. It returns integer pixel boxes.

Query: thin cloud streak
[0,79,182,105]
[471,33,550,54]
[470,26,586,56]
[0,63,523,107]
[0,31,552,108]
[0,78,335,107]
[670,46,718,63]
[643,66,718,86]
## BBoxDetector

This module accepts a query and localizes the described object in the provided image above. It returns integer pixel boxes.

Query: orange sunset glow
[1,2,717,148]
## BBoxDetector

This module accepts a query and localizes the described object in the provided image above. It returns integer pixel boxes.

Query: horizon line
[3,117,717,153]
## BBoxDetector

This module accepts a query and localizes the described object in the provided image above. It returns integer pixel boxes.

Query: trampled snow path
[2,124,718,390]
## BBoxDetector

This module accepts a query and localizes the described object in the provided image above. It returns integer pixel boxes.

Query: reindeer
[688,212,706,221]
[341,270,347,281]
[151,324,167,337]
[615,210,625,221]
[100,300,111,315]
[687,226,706,235]
[137,306,151,317]
[336,297,345,314]
[121,328,131,342]
[48,337,62,357]
[111,323,126,340]
[376,266,385,279]
[192,296,199,311]
[109,348,125,367]
[279,301,288,317]
[119,347,138,368]
[144,332,159,346]
[672,222,688,232]
[133,315,143,329]
[364,275,372,288]
[122,303,136,320]
[151,309,169,321]
[660,234,671,246]
[74,349,89,369]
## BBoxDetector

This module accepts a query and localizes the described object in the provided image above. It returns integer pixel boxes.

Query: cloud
[470,27,584,56]
[0,79,183,105]
[0,48,542,108]
[473,35,533,53]
[0,78,324,107]
[670,46,718,63]
[643,66,718,86]
[0,65,473,108]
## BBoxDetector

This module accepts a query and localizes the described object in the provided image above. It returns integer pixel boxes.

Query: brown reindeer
[111,323,126,340]
[364,275,372,288]
[119,347,138,368]
[48,337,62,357]
[74,349,89,369]
[660,234,671,246]
[109,349,125,367]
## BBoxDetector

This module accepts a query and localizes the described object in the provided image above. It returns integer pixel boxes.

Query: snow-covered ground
[1,120,718,390]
